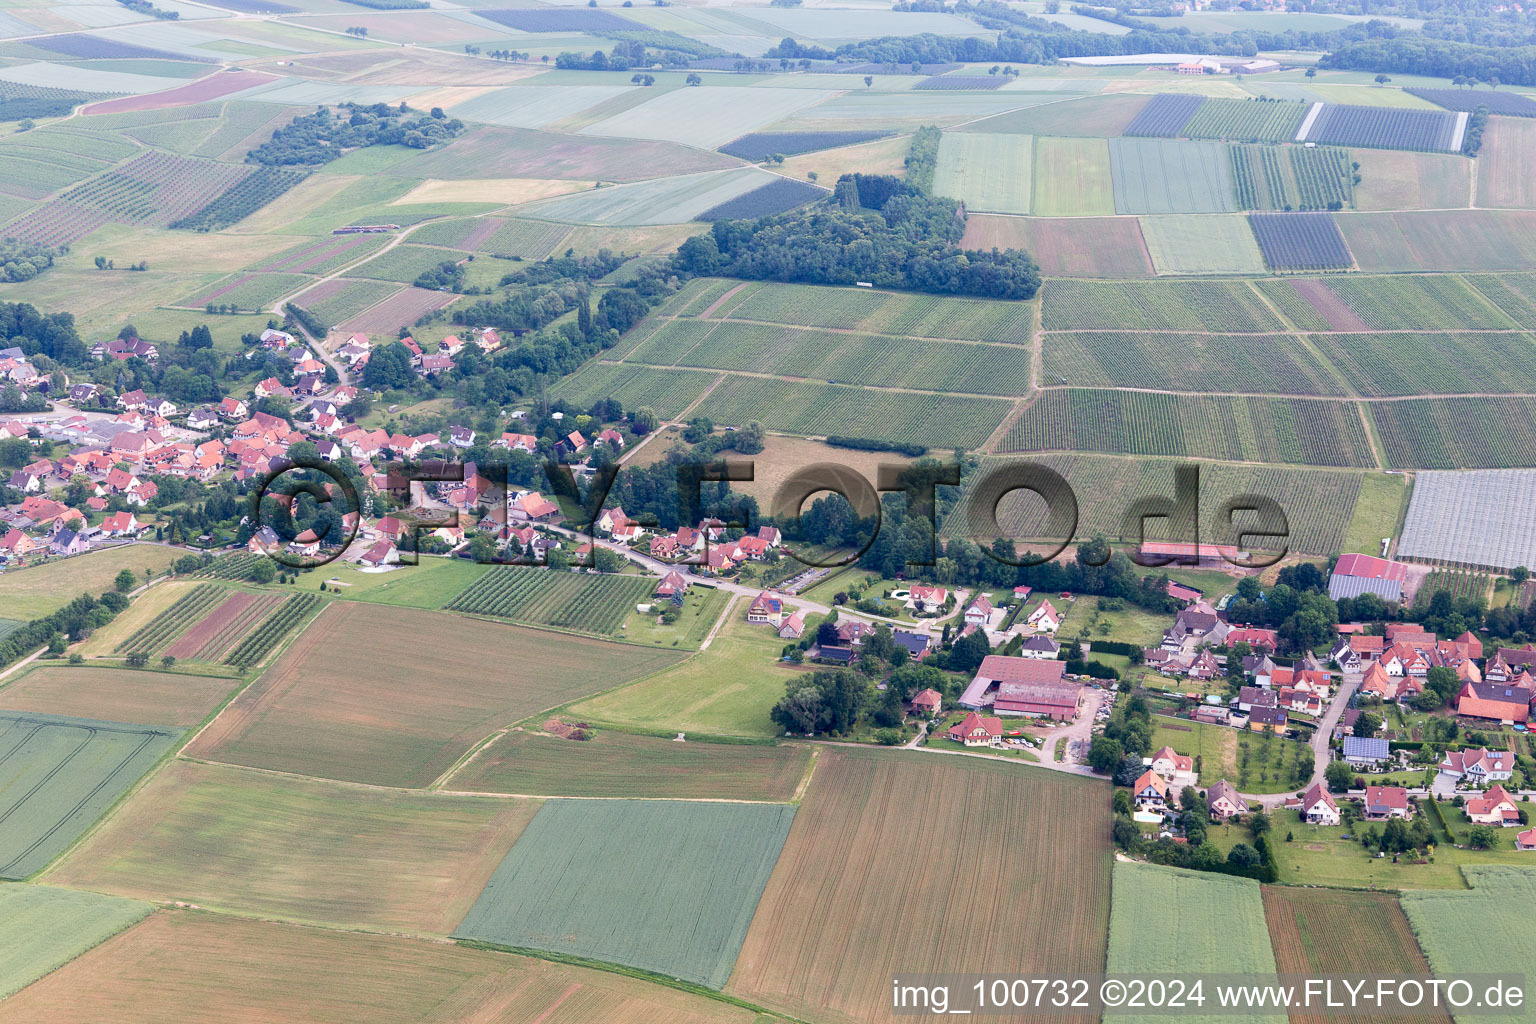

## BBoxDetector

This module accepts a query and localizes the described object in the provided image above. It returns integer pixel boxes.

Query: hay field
[0,711,179,880]
[0,911,759,1024]
[182,603,683,788]
[1261,887,1446,1024]
[727,747,1111,1024]
[48,760,539,935]
[1033,136,1114,215]
[932,132,1032,214]
[1352,149,1470,210]
[447,728,813,801]
[455,799,795,988]
[0,884,149,999]
[390,177,595,207]
[1106,861,1283,1024]
[0,544,181,621]
[0,667,236,727]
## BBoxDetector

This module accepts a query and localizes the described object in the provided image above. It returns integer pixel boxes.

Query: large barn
[1327,553,1406,603]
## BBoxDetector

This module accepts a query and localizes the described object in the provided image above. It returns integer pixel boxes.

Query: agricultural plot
[1353,149,1469,211]
[455,799,795,988]
[1124,93,1206,137]
[1041,279,1285,331]
[1339,210,1536,272]
[692,375,1012,450]
[165,591,284,662]
[0,667,235,729]
[1249,211,1353,270]
[1370,398,1536,469]
[717,281,1036,342]
[1042,331,1346,395]
[0,911,760,1024]
[948,453,1365,555]
[478,218,574,258]
[183,602,683,788]
[1414,570,1492,609]
[50,759,540,935]
[914,75,1007,90]
[1320,273,1515,329]
[445,567,654,637]
[1033,136,1114,216]
[1398,469,1536,570]
[1182,97,1309,141]
[519,167,775,225]
[400,126,740,183]
[293,277,399,328]
[114,582,224,655]
[250,233,390,276]
[1408,88,1536,116]
[448,729,812,801]
[1299,103,1464,153]
[1477,116,1536,208]
[728,747,1110,1024]
[0,545,180,622]
[1468,272,1536,328]
[222,593,323,671]
[582,87,833,149]
[718,130,891,161]
[474,8,645,31]
[180,272,312,311]
[0,711,178,880]
[776,91,1056,131]
[1009,390,1377,467]
[1401,867,1536,1024]
[550,361,716,420]
[962,93,1151,138]
[1106,862,1281,1024]
[57,151,251,228]
[1230,144,1354,211]
[932,132,1032,214]
[335,287,457,334]
[447,85,637,131]
[350,243,465,284]
[1311,331,1536,396]
[1109,138,1236,214]
[698,178,825,220]
[961,215,1155,277]
[1140,214,1266,274]
[0,885,149,1000]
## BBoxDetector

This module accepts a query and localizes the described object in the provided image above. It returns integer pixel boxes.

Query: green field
[1342,472,1409,554]
[1106,861,1283,1024]
[714,280,1036,342]
[1043,331,1345,395]
[1140,213,1266,274]
[948,453,1367,557]
[1338,210,1536,273]
[1321,274,1517,330]
[520,167,772,225]
[1032,135,1114,216]
[308,557,487,608]
[1230,144,1355,211]
[1041,279,1285,331]
[1110,137,1236,214]
[350,243,468,283]
[0,884,150,999]
[453,799,795,988]
[448,729,812,801]
[1402,866,1536,1024]
[1011,390,1377,467]
[960,93,1152,137]
[0,545,183,622]
[1311,331,1536,396]
[0,712,179,880]
[550,361,717,420]
[1369,396,1536,469]
[568,614,800,738]
[932,131,1031,214]
[1183,97,1310,141]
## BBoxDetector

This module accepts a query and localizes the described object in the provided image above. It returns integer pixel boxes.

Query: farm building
[1457,681,1534,723]
[947,711,1003,747]
[1327,553,1406,603]
[958,656,1081,719]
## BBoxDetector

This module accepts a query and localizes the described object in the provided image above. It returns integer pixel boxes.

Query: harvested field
[334,286,457,334]
[183,602,684,788]
[165,591,282,662]
[0,711,178,880]
[961,215,1154,277]
[455,799,795,988]
[1352,149,1470,211]
[1261,887,1444,1024]
[80,69,276,115]
[1339,210,1536,272]
[0,884,149,1000]
[49,759,540,935]
[398,126,740,182]
[0,911,758,1024]
[390,177,593,207]
[1478,115,1536,208]
[719,130,892,161]
[0,667,235,728]
[449,729,813,801]
[727,747,1110,1024]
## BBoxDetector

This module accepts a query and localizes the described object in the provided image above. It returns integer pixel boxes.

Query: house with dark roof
[1206,779,1244,820]
[1362,785,1412,820]
[1248,706,1288,733]
[1343,735,1390,769]
[891,629,931,660]
[1457,681,1533,723]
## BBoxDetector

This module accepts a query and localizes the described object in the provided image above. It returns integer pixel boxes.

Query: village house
[747,591,783,626]
[892,629,931,661]
[1362,785,1412,820]
[1457,680,1533,723]
[1248,706,1288,733]
[910,688,942,717]
[1466,784,1521,826]
[1343,735,1390,770]
[963,593,993,628]
[49,527,89,556]
[777,611,805,640]
[1440,747,1516,784]
[1518,828,1536,852]
[1026,598,1061,633]
[1018,634,1060,660]
[1298,781,1341,825]
[1133,770,1171,812]
[948,711,1002,748]
[359,538,396,568]
[905,584,948,616]
[100,511,138,537]
[1207,778,1244,821]
[0,528,35,559]
[1148,745,1195,786]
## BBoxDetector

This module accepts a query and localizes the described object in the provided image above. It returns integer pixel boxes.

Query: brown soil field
[962,214,1154,277]
[165,591,279,662]
[81,69,278,116]
[727,747,1111,1024]
[303,12,505,44]
[0,911,759,1024]
[48,760,538,934]
[391,178,594,207]
[336,286,457,334]
[1261,887,1449,1024]
[779,134,913,187]
[1338,210,1536,272]
[1288,279,1369,331]
[726,434,913,506]
[182,603,684,788]
[0,667,235,728]
[1477,115,1536,209]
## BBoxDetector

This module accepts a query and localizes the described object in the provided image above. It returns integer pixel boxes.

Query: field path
[698,282,750,320]
[697,593,737,651]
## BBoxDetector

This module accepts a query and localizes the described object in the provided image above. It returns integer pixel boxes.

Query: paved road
[1241,670,1359,809]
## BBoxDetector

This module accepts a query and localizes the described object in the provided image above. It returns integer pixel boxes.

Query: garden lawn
[453,799,795,988]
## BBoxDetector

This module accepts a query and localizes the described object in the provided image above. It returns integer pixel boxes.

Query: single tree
[114,569,137,592]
